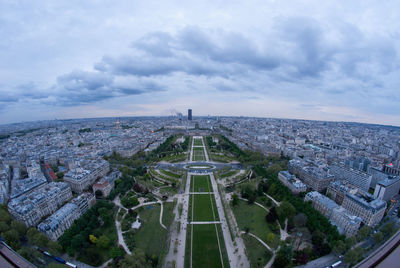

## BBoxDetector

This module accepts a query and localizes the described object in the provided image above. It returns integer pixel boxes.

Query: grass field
[191,175,212,192]
[242,234,272,268]
[159,169,182,178]
[133,203,175,266]
[191,224,227,268]
[192,147,206,161]
[231,200,277,248]
[193,138,203,146]
[191,194,219,222]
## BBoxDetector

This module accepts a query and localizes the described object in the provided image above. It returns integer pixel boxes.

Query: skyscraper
[188,109,192,120]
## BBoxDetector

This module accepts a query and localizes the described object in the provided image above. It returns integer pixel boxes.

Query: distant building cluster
[1,116,400,242]
[63,159,110,193]
[288,159,334,192]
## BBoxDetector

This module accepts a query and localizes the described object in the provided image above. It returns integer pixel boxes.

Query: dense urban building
[342,191,386,226]
[278,171,307,194]
[38,192,95,240]
[373,176,400,201]
[327,180,359,205]
[63,159,110,193]
[289,159,334,192]
[8,182,72,227]
[305,191,361,237]
[329,164,372,192]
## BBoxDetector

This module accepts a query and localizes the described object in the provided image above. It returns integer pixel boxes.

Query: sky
[1,0,400,125]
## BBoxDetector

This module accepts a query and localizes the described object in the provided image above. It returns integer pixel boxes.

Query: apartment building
[278,171,307,194]
[342,191,386,226]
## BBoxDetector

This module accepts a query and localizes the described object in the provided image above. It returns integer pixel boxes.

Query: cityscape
[2,1,400,268]
[1,113,400,268]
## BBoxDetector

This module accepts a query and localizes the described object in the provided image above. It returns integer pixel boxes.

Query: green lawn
[191,175,212,192]
[193,147,206,161]
[232,200,274,247]
[242,234,272,268]
[191,224,227,268]
[191,194,219,222]
[160,169,181,178]
[133,203,175,266]
[193,139,203,146]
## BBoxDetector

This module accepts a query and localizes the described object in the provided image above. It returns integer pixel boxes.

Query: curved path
[263,192,281,206]
[241,231,273,251]
[113,195,166,255]
[239,197,269,212]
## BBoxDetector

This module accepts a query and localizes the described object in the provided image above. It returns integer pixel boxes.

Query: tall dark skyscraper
[188,109,192,120]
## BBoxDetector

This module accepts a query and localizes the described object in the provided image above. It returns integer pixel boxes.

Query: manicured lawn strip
[193,194,219,221]
[134,203,173,264]
[193,147,205,161]
[191,175,211,192]
[232,200,273,247]
[184,224,192,267]
[242,234,272,268]
[160,169,181,178]
[216,223,230,267]
[192,224,223,268]
[193,139,204,146]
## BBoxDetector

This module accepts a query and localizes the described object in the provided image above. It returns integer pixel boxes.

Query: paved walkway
[239,197,269,212]
[113,196,163,255]
[241,231,273,251]
[263,192,281,206]
[163,172,191,268]
[189,221,221,224]
[210,172,249,267]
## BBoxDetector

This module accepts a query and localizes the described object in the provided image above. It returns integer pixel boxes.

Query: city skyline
[1,1,400,126]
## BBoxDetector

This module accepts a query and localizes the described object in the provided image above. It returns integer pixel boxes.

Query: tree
[47,241,62,255]
[3,229,20,250]
[381,222,395,236]
[274,244,293,267]
[71,234,85,251]
[95,190,103,198]
[312,230,325,245]
[357,226,371,241]
[266,206,278,223]
[0,209,11,223]
[109,247,124,259]
[11,220,27,238]
[277,201,295,221]
[373,232,384,244]
[96,235,110,249]
[231,193,239,206]
[119,248,152,268]
[344,247,364,265]
[345,236,357,250]
[89,234,98,244]
[33,233,49,248]
[333,240,346,255]
[26,228,39,243]
[266,233,275,244]
[294,213,307,227]
[0,221,10,233]
[56,172,64,179]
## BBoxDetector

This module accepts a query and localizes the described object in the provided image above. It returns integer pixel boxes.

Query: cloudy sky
[1,0,400,125]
